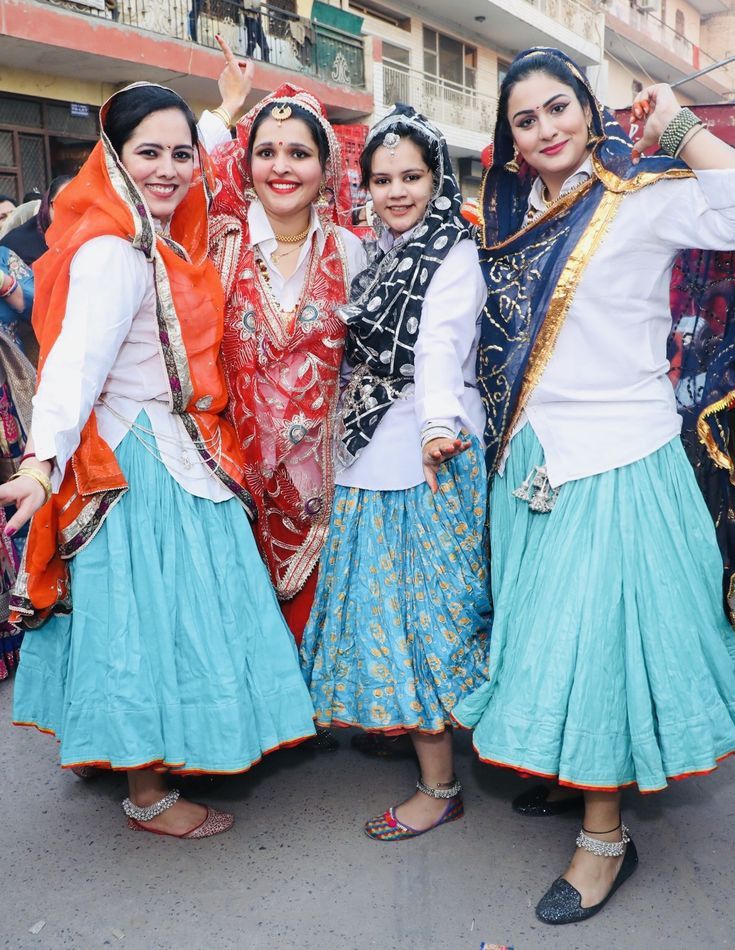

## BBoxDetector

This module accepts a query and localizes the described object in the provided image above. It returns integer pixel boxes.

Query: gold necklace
[273,224,310,243]
[272,240,307,264]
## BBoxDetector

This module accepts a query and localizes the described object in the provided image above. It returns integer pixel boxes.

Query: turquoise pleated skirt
[13,420,316,772]
[300,436,492,733]
[453,423,735,792]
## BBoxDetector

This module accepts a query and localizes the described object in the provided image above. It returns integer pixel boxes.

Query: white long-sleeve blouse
[509,163,735,488]
[336,231,487,491]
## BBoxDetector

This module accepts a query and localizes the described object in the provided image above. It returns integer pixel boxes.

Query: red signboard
[615,103,735,149]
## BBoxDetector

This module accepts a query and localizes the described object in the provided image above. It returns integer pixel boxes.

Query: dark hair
[37,175,74,233]
[359,123,433,189]
[103,85,198,157]
[247,103,329,170]
[22,190,41,203]
[0,194,16,206]
[496,51,590,151]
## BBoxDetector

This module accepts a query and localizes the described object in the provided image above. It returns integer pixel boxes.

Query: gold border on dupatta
[499,189,625,458]
[696,391,735,479]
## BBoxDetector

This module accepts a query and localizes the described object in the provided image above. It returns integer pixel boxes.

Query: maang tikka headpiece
[381,131,400,157]
[271,103,293,126]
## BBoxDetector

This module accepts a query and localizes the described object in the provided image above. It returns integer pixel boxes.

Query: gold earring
[586,123,599,148]
[504,149,520,174]
[315,181,330,212]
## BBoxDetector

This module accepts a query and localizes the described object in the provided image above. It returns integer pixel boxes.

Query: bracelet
[19,452,36,463]
[9,467,52,505]
[0,275,18,299]
[675,122,705,158]
[659,107,702,157]
[212,106,233,129]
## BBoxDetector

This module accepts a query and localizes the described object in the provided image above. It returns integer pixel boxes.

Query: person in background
[0,245,33,351]
[0,176,73,267]
[0,195,16,230]
[0,327,34,681]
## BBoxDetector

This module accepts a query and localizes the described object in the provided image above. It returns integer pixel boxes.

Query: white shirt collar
[528,155,594,214]
[378,222,420,252]
[247,199,326,252]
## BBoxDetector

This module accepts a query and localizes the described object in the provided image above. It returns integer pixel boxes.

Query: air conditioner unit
[637,0,661,13]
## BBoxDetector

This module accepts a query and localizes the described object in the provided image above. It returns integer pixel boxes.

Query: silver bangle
[122,788,180,822]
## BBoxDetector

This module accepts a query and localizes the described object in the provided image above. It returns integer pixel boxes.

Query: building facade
[0,0,733,203]
[0,0,372,200]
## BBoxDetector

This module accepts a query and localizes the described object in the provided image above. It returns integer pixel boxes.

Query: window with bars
[0,94,99,201]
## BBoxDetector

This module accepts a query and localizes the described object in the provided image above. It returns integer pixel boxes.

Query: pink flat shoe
[122,788,234,839]
[127,806,234,839]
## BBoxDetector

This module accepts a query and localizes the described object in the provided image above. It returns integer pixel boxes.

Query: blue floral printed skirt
[300,436,491,733]
[13,418,316,772]
[453,423,735,792]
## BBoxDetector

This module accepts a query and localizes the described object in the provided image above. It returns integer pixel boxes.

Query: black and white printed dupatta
[336,104,472,469]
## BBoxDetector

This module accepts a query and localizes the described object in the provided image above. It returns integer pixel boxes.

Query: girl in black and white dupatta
[300,105,492,841]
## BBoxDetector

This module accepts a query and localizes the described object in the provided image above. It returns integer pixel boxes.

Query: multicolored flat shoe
[364,796,464,842]
[127,806,234,839]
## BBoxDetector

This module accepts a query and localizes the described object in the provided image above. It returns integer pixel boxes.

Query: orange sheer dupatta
[13,83,250,624]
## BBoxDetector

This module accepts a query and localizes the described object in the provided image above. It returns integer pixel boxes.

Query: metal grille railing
[41,0,365,88]
[382,63,497,131]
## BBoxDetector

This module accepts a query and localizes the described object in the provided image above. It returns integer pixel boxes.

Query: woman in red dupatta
[209,86,365,645]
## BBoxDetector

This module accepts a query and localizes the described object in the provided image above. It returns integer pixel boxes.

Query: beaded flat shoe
[512,784,583,817]
[122,788,234,839]
[127,806,234,839]
[364,796,464,842]
[536,828,638,924]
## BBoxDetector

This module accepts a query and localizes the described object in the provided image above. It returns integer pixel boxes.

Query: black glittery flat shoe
[535,827,638,925]
[311,727,340,753]
[512,784,584,817]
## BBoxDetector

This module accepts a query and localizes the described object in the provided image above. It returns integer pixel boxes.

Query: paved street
[2,678,735,950]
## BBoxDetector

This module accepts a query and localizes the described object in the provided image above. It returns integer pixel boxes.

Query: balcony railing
[382,63,497,132]
[524,0,601,45]
[41,0,365,88]
[605,0,717,71]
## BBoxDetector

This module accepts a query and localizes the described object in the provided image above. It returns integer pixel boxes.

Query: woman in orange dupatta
[3,82,315,840]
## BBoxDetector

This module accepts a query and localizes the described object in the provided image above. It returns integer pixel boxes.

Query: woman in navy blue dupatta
[453,47,735,924]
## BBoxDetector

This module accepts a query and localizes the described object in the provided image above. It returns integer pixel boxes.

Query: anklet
[582,819,621,835]
[576,823,630,858]
[416,776,462,799]
[122,788,180,822]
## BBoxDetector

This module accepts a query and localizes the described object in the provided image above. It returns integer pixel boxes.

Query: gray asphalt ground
[3,677,735,950]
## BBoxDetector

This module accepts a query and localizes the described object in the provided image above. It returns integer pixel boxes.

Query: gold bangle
[212,106,233,129]
[10,467,52,505]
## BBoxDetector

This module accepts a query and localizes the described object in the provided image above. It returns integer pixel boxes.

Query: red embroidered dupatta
[209,85,352,600]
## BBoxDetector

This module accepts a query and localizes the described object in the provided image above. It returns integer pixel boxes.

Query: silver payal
[575,823,630,858]
[122,788,181,822]
[416,776,462,800]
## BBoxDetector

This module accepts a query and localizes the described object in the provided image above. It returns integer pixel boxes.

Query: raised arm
[631,83,735,170]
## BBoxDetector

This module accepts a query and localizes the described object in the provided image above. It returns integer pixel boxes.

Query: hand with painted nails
[630,83,682,163]
[0,464,51,536]
[422,437,471,494]
[215,34,254,123]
